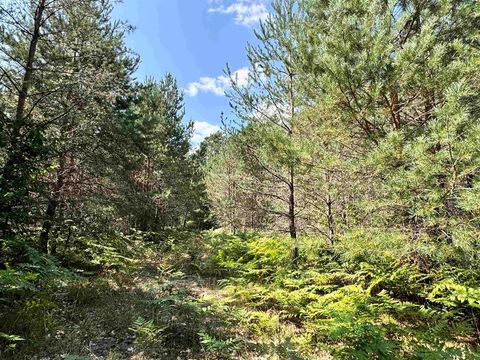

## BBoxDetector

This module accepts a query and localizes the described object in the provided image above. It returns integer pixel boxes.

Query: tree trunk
[14,0,46,132]
[286,63,298,260]
[0,0,47,236]
[40,199,58,254]
[424,90,434,123]
[326,194,334,248]
[389,91,401,129]
[39,154,66,254]
[289,166,298,260]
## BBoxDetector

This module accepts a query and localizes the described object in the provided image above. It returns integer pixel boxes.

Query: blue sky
[112,0,269,145]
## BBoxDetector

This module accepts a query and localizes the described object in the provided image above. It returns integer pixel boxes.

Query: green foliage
[1,0,480,358]
[69,236,137,271]
[428,279,480,309]
[189,231,480,358]
[130,316,166,346]
[198,332,240,358]
[0,332,24,350]
[0,232,143,356]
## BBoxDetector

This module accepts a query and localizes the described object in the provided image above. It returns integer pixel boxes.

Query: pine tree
[299,0,480,260]
[0,0,136,250]
[106,76,194,231]
[227,0,303,258]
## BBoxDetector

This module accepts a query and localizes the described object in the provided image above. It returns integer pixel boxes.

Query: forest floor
[5,231,480,359]
[10,237,327,360]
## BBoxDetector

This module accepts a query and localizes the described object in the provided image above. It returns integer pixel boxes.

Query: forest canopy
[1,0,480,359]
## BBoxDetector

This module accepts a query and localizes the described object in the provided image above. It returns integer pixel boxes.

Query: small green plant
[0,332,25,351]
[198,331,240,358]
[129,317,165,346]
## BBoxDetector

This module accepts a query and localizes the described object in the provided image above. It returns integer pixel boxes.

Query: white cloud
[184,67,250,97]
[231,67,250,87]
[191,120,221,145]
[208,0,268,27]
[253,101,292,124]
[185,76,228,97]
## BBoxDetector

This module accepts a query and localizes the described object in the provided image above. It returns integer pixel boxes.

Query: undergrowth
[2,230,480,359]
[166,230,480,359]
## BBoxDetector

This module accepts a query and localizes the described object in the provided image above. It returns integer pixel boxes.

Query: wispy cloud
[192,120,221,145]
[208,0,268,27]
[185,67,250,97]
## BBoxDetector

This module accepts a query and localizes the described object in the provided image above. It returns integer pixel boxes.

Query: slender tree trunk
[424,90,434,123]
[40,199,58,254]
[341,195,349,228]
[287,65,298,261]
[14,0,46,133]
[289,166,298,260]
[65,225,72,250]
[0,0,47,236]
[40,154,66,254]
[389,91,401,129]
[326,194,334,248]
